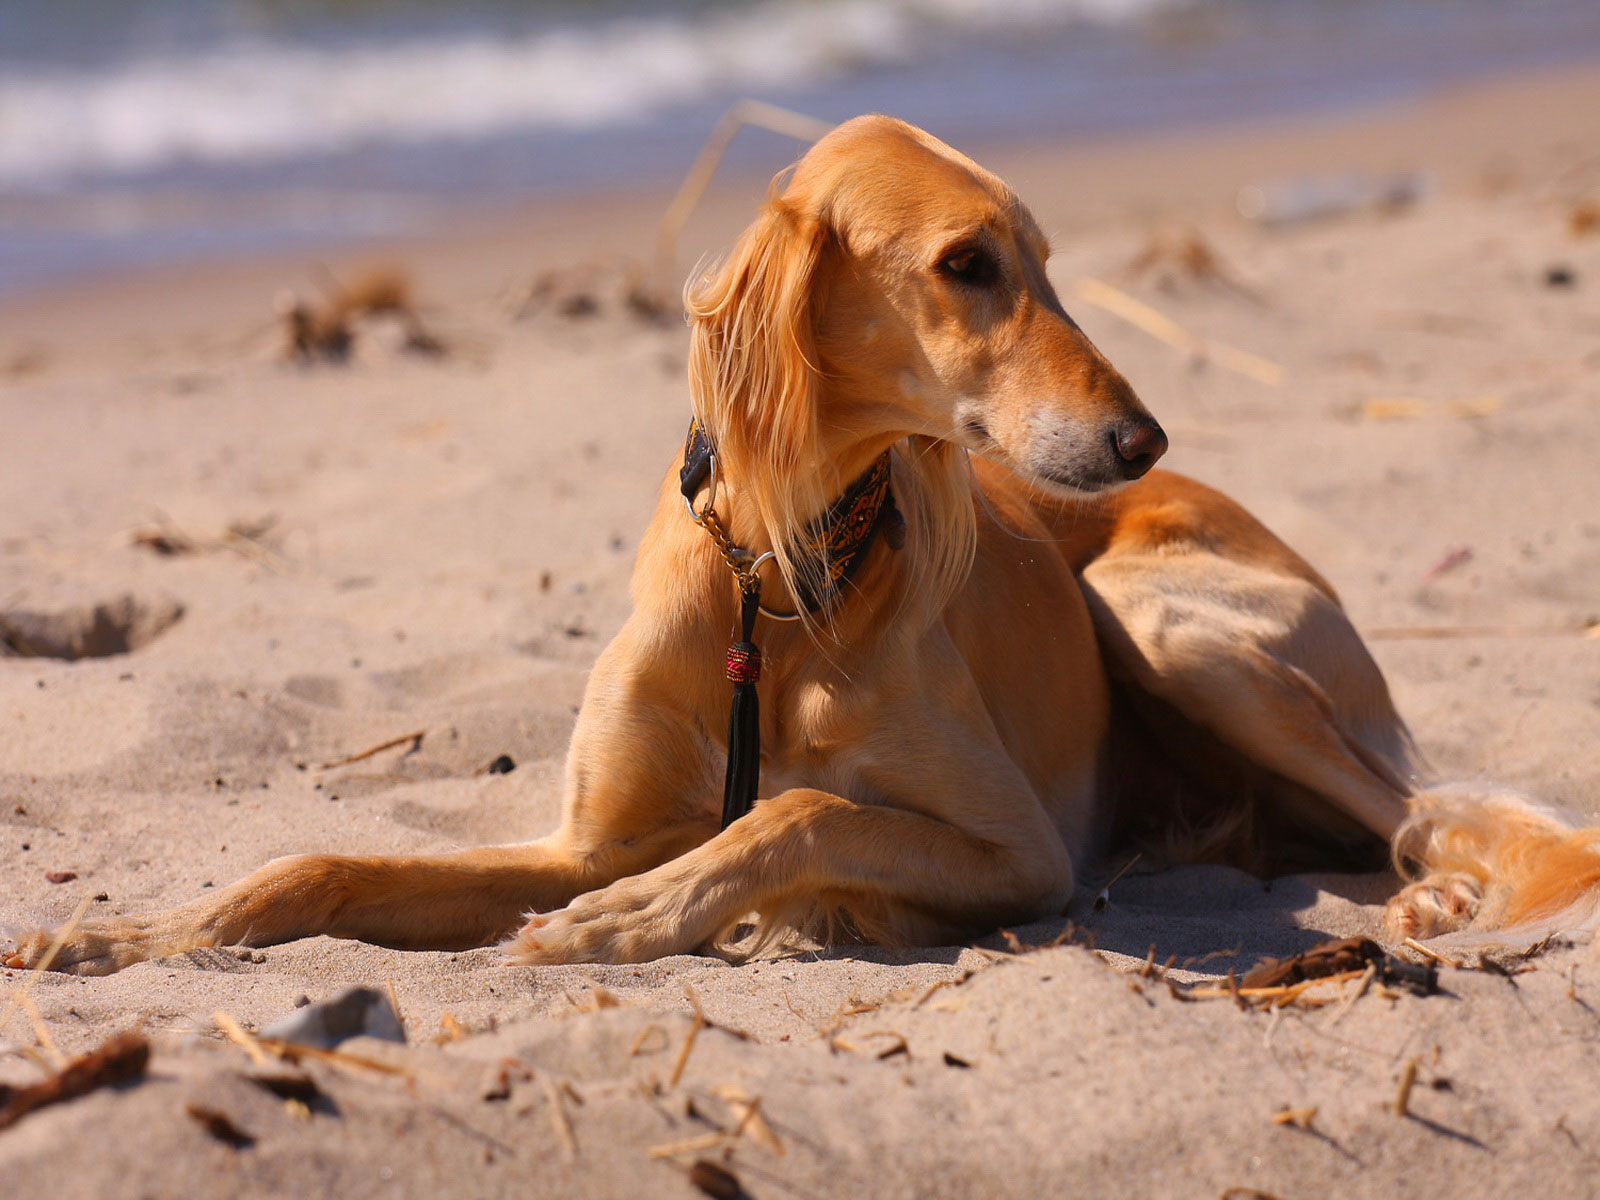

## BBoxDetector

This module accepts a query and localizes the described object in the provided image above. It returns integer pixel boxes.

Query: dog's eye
[937,247,999,288]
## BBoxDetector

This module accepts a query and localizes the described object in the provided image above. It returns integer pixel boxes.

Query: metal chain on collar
[682,443,797,619]
[691,500,761,596]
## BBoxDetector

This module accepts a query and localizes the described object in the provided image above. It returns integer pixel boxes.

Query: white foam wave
[0,0,1186,184]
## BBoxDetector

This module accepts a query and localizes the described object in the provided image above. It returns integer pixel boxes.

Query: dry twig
[913,970,978,1007]
[655,100,834,288]
[649,1130,730,1160]
[279,267,445,364]
[1092,852,1143,912]
[17,993,65,1070]
[542,1073,578,1159]
[1363,623,1597,641]
[215,1011,408,1076]
[1073,277,1283,386]
[566,984,620,1014]
[1271,1106,1318,1129]
[0,893,94,1033]
[214,1010,272,1067]
[1121,225,1265,303]
[0,1031,149,1131]
[385,977,405,1031]
[716,1084,785,1156]
[1403,938,1461,968]
[629,1024,670,1058]
[1191,968,1370,1009]
[1330,962,1379,1027]
[268,1039,409,1075]
[669,990,709,1087]
[1393,1056,1420,1117]
[129,518,291,573]
[318,731,425,771]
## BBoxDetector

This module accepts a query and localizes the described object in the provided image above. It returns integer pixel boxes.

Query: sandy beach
[3,61,1600,1198]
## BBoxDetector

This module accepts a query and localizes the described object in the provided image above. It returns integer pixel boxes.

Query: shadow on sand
[802,864,1403,982]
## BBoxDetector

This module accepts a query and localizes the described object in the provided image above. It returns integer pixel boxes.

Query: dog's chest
[757,754,876,804]
[754,676,882,802]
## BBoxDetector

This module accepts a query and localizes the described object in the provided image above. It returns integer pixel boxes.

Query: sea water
[2,0,1598,296]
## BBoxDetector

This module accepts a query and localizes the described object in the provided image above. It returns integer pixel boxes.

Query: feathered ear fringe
[686,193,831,616]
[685,188,978,636]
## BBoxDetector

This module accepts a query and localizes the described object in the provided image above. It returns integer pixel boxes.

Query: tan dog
[11,115,1599,975]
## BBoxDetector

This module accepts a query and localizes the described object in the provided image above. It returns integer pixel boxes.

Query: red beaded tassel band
[725,643,761,685]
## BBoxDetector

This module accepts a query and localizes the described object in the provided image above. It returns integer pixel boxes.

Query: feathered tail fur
[1389,783,1600,948]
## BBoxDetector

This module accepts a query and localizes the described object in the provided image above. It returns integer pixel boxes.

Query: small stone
[262,986,405,1049]
[487,754,516,775]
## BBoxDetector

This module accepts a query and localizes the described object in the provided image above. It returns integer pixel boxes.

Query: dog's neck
[680,420,903,615]
[681,422,915,611]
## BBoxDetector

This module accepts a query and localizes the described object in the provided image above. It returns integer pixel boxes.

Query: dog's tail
[1390,783,1600,948]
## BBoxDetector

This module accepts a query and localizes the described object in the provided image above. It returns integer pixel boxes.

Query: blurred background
[6,0,1600,298]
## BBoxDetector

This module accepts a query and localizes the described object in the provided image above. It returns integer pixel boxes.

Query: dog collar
[678,420,902,617]
[678,419,902,829]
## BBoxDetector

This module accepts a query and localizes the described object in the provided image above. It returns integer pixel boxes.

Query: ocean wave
[0,0,1186,185]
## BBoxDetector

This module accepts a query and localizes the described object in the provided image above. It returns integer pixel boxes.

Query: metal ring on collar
[744,551,803,622]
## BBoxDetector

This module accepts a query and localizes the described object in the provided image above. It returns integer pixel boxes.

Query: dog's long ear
[686,195,828,562]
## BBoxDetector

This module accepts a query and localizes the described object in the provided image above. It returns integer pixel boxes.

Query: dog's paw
[1384,872,1484,941]
[3,916,157,976]
[501,880,695,966]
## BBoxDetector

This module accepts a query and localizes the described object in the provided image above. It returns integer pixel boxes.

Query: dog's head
[689,114,1165,511]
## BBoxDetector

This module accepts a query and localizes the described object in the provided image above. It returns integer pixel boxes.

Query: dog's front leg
[6,631,723,975]
[505,786,1072,964]
[5,841,623,975]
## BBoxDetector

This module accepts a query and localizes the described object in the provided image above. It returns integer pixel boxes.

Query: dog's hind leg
[1081,508,1600,944]
[1079,548,1414,847]
[1071,475,1600,943]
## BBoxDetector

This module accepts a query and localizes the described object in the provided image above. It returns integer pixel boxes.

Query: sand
[3,62,1600,1198]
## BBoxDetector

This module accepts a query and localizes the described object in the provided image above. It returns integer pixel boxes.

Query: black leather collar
[679,421,902,613]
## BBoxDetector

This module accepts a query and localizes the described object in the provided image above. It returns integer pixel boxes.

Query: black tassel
[721,587,763,828]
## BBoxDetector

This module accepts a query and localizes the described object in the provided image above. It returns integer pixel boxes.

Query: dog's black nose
[1110,421,1168,479]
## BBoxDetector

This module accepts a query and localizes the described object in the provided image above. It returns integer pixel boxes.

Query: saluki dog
[11,115,1599,976]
